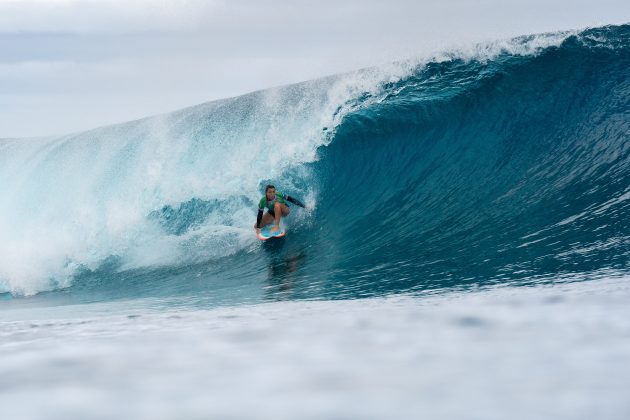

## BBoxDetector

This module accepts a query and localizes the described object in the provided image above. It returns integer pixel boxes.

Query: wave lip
[313,24,630,293]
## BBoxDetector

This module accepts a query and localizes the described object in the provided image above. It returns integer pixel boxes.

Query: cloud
[0,0,628,137]
[0,0,221,34]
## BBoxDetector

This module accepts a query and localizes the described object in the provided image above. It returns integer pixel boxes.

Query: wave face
[1,24,629,301]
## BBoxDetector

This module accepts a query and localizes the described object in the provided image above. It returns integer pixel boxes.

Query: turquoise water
[1,25,628,304]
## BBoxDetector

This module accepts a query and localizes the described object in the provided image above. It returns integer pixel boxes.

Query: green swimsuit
[256,192,306,228]
[259,192,288,214]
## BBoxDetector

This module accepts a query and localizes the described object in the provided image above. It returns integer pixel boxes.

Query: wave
[1,24,629,299]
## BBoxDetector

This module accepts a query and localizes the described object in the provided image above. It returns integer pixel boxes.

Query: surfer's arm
[286,195,306,208]
[256,208,263,229]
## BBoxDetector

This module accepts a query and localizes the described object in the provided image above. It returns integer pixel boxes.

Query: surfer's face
[266,188,276,200]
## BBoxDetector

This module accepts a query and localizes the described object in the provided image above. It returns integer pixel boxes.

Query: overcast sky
[0,0,628,138]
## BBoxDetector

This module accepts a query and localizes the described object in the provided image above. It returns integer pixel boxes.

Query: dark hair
[265,184,275,193]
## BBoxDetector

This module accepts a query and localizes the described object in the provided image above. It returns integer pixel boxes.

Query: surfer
[255,185,306,234]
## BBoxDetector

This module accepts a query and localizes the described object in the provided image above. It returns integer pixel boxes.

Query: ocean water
[2,276,630,420]
[1,24,629,419]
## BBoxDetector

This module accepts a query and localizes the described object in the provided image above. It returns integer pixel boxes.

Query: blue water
[0,24,628,308]
[2,24,630,420]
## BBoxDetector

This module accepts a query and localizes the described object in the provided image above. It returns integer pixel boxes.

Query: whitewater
[1,24,629,419]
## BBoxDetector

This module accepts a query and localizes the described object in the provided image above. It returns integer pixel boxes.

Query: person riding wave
[255,184,306,234]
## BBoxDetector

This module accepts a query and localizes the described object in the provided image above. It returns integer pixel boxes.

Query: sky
[0,0,628,138]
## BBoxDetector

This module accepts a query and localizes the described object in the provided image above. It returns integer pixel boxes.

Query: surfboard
[256,222,286,240]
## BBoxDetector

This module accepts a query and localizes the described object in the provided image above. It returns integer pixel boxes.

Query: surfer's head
[265,185,276,200]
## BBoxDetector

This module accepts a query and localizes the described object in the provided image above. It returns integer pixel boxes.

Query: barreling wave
[1,24,628,301]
